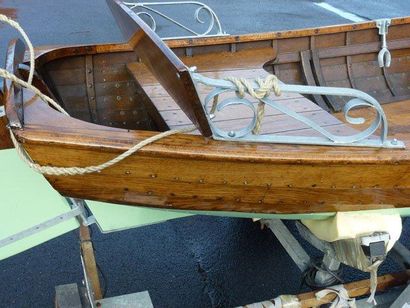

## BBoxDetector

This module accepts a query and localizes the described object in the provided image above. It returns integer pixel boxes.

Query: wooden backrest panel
[107,0,212,136]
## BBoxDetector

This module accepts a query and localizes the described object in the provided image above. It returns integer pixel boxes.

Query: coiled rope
[210,75,281,134]
[315,285,356,308]
[0,14,193,176]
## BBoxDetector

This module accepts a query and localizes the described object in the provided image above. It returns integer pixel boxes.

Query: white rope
[315,285,356,308]
[365,260,382,305]
[9,126,194,176]
[0,13,194,176]
[0,68,68,115]
[0,14,34,85]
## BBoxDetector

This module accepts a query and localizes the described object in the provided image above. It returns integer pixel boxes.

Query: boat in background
[1,0,410,217]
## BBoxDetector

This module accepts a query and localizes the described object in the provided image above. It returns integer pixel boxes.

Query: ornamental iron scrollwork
[191,71,405,149]
[123,1,228,39]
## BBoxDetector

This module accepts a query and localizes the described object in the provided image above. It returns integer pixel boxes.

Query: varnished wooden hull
[3,10,410,215]
[7,89,410,216]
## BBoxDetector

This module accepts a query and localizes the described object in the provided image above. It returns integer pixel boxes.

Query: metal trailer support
[55,283,153,308]
[390,283,410,308]
[391,241,410,269]
[56,199,155,308]
[250,219,410,307]
[239,272,410,307]
[261,219,341,287]
[261,219,310,272]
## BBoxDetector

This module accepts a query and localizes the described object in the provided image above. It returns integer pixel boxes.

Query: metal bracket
[80,253,97,308]
[123,1,228,40]
[376,18,391,68]
[191,71,405,149]
[67,198,96,226]
[0,198,95,249]
[0,105,4,117]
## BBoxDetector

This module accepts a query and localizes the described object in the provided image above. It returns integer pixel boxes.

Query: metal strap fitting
[0,198,95,249]
[376,18,392,68]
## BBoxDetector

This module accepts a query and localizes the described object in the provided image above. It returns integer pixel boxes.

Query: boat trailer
[48,201,410,307]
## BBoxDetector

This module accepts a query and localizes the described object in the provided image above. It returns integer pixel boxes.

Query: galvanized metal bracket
[123,1,228,40]
[376,18,391,68]
[0,198,95,249]
[191,71,405,149]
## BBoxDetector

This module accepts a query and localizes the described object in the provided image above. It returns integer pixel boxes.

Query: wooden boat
[2,0,410,217]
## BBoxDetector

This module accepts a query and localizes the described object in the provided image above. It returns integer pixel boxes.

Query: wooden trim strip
[311,50,341,111]
[274,38,410,65]
[85,55,98,123]
[345,32,356,89]
[242,270,410,308]
[165,16,410,48]
[298,270,410,307]
[300,50,329,111]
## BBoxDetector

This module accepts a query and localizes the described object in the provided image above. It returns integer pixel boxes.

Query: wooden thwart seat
[107,0,212,136]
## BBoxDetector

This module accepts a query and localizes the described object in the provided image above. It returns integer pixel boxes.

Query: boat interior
[16,1,410,148]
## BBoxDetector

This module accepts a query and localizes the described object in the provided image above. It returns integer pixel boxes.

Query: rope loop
[0,13,194,176]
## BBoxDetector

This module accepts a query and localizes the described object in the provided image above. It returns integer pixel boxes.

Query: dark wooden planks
[265,22,410,112]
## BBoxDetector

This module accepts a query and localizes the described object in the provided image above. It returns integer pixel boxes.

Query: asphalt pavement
[0,0,409,307]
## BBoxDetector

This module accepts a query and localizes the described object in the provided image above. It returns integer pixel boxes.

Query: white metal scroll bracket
[376,18,391,68]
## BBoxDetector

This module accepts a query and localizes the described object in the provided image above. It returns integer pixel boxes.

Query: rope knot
[223,75,281,134]
[225,75,281,100]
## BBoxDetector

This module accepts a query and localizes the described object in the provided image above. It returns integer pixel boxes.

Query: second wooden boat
[2,0,410,216]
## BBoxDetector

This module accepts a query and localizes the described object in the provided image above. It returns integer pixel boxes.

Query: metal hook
[376,19,391,68]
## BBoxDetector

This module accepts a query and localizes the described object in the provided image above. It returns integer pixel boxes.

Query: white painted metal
[0,198,95,249]
[262,219,311,272]
[0,205,84,249]
[192,72,405,149]
[376,19,392,68]
[390,283,410,308]
[123,1,228,39]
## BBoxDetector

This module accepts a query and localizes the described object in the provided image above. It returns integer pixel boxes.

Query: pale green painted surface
[0,149,79,261]
[87,201,192,233]
[192,207,410,220]
[88,200,410,234]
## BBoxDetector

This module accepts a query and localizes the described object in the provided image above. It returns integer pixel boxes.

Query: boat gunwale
[32,15,410,65]
[7,15,410,167]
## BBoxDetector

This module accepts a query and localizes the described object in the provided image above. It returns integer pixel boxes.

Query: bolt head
[228,131,236,137]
